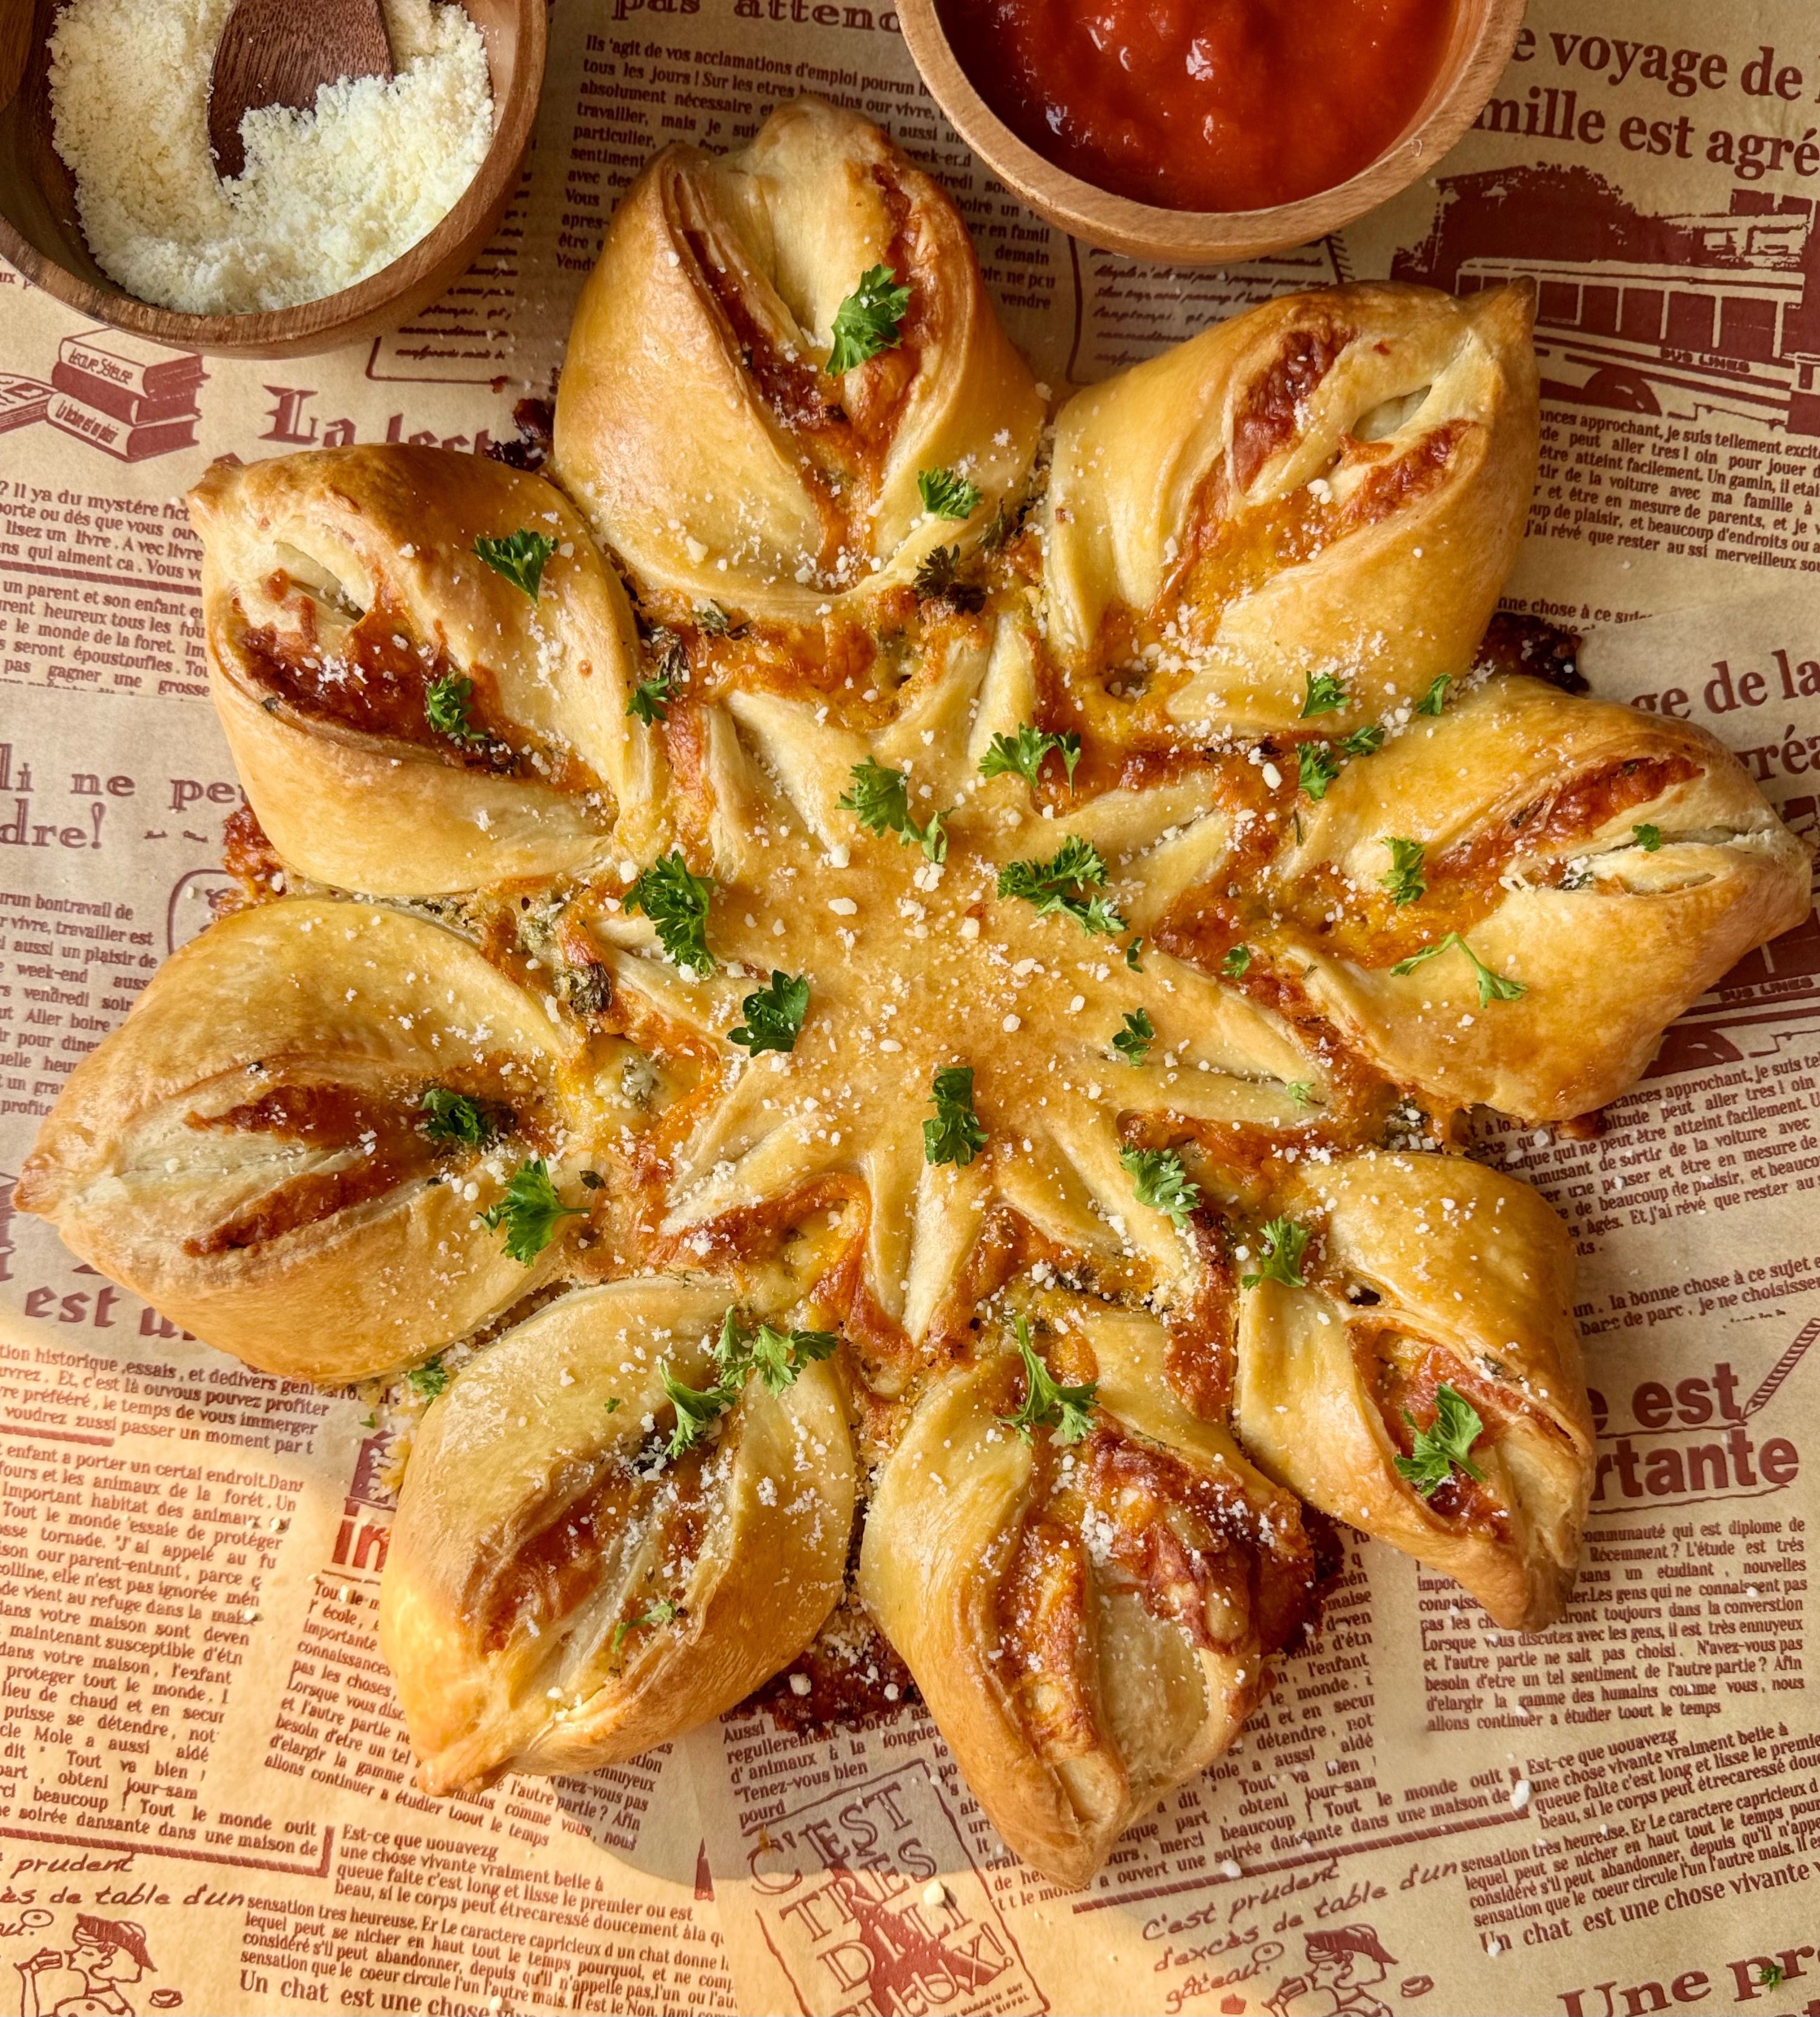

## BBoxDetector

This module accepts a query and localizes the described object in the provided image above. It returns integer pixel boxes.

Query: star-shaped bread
[19,98,1812,1887]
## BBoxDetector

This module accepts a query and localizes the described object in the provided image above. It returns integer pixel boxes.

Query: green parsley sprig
[1380,837,1427,906]
[1632,823,1662,852]
[713,1306,839,1395]
[839,757,948,862]
[407,1357,450,1400]
[925,1065,986,1168]
[481,1158,586,1263]
[1297,742,1343,800]
[1393,1384,1486,1497]
[1120,1145,1200,1232]
[661,1363,739,1457]
[1301,671,1349,717]
[826,264,911,374]
[475,528,559,599]
[1389,932,1527,1005]
[1221,944,1252,979]
[1415,674,1451,716]
[979,723,1081,792]
[1000,1315,1097,1444]
[628,633,685,726]
[1112,1007,1154,1065]
[1240,1217,1309,1289]
[997,835,1124,936]
[729,971,810,1055]
[918,466,983,519]
[419,1086,499,1148]
[425,673,487,745]
[625,851,717,974]
[1339,723,1386,758]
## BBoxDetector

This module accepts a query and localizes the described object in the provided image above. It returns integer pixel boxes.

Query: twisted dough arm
[1264,677,1815,1120]
[379,1278,855,1793]
[1043,281,1538,733]
[860,1304,1323,1887]
[553,96,1044,625]
[189,446,659,897]
[1232,1150,1591,1632]
[15,900,599,1382]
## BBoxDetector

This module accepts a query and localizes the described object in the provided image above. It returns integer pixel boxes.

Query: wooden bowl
[898,0,1525,265]
[0,0,544,358]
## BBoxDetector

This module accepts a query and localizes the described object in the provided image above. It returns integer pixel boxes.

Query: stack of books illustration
[47,330,206,461]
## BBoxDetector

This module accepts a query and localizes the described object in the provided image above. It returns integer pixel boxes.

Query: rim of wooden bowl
[897,0,1527,265]
[0,0,546,359]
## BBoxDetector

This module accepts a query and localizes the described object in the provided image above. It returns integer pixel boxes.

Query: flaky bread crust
[189,446,656,897]
[1235,1151,1590,1632]
[15,900,592,1382]
[860,1311,1318,1887]
[1276,677,1815,1118]
[1045,281,1539,728]
[553,95,1043,623]
[379,1281,855,1793]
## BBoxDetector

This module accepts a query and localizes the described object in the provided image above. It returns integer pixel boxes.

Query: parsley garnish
[997,835,1124,936]
[1286,1080,1315,1107]
[1758,1963,1786,1991]
[1112,1008,1154,1065]
[826,264,911,373]
[1338,723,1386,758]
[475,528,558,599]
[1394,1383,1486,1497]
[918,466,983,519]
[1240,1216,1309,1289]
[625,851,716,974]
[1389,931,1527,1004]
[1301,671,1349,717]
[740,1320,840,1394]
[603,1396,622,1413]
[611,1596,680,1658]
[660,1363,739,1457]
[838,757,947,862]
[912,542,986,612]
[407,1357,450,1400]
[1415,674,1451,716]
[729,970,810,1055]
[1633,823,1662,851]
[1120,1145,1200,1232]
[1221,944,1252,979]
[1381,837,1427,906]
[1124,937,1144,972]
[1297,742,1343,800]
[629,630,686,725]
[979,722,1082,791]
[1000,1315,1096,1444]
[419,1086,497,1148]
[480,1158,586,1263]
[925,1065,986,1168]
[425,673,486,745]
[627,668,676,726]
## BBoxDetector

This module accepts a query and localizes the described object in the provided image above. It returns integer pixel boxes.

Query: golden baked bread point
[188,447,656,898]
[16,900,596,1384]
[1271,676,1815,1120]
[1043,281,1538,732]
[553,96,1044,626]
[1233,1151,1590,1632]
[859,1306,1323,1887]
[379,1280,855,1795]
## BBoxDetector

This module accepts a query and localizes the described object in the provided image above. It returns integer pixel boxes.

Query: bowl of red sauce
[899,0,1525,264]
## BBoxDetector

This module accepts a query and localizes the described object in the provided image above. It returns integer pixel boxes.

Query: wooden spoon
[208,0,393,181]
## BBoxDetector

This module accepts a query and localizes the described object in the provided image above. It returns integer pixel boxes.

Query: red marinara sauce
[937,0,1458,213]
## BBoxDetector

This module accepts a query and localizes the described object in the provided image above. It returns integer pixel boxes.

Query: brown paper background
[2,2,1818,2012]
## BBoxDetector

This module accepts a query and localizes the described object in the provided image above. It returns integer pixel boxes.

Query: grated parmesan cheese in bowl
[48,0,496,315]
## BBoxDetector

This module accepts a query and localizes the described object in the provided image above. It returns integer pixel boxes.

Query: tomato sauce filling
[937,0,1458,214]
